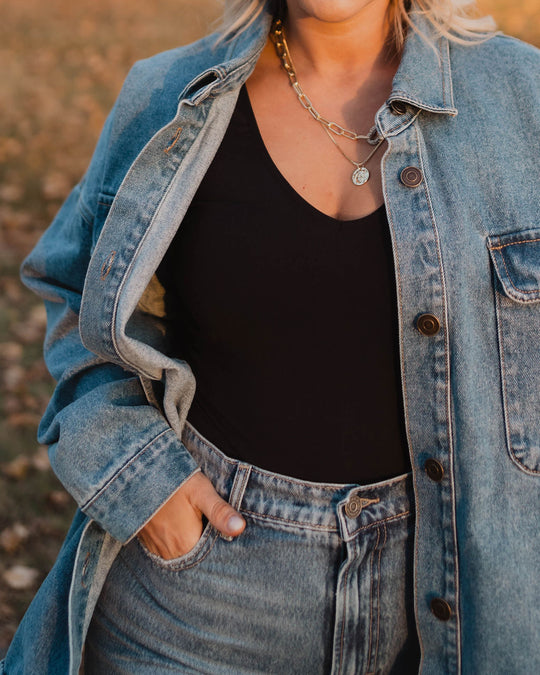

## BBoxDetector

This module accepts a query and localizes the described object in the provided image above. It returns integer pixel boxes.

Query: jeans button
[431,597,452,621]
[424,458,444,482]
[400,166,423,187]
[344,495,364,518]
[416,313,441,336]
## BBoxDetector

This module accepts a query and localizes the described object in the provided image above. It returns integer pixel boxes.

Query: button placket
[377,103,461,669]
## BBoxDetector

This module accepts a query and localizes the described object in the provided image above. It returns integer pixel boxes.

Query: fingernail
[227,515,244,534]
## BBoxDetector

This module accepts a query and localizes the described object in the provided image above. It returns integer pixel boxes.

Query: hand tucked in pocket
[137,471,246,560]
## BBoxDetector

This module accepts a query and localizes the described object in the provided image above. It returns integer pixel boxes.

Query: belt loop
[229,463,252,511]
[221,463,252,541]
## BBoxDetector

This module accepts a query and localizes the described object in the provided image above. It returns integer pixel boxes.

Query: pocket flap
[487,228,540,303]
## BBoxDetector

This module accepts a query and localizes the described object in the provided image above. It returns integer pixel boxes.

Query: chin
[287,0,383,24]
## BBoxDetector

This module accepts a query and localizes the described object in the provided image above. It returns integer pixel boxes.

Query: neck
[283,0,396,80]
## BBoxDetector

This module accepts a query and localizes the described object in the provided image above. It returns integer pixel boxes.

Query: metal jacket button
[424,458,444,482]
[431,597,452,621]
[390,100,408,115]
[400,166,423,187]
[416,313,440,336]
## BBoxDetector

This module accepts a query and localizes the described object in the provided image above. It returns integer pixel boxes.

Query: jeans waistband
[182,421,414,540]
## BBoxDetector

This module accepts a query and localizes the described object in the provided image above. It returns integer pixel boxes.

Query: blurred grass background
[0,0,538,648]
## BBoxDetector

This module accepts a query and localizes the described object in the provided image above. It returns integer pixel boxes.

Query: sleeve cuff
[81,427,199,543]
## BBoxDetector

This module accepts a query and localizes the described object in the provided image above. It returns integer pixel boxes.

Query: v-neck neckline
[239,84,386,226]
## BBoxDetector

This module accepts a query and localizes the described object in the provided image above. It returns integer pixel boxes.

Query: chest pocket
[487,228,540,474]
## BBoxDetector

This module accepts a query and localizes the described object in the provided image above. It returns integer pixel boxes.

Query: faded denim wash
[3,5,540,674]
[84,422,419,674]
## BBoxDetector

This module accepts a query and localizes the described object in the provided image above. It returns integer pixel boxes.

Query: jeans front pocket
[135,520,219,572]
[487,227,540,474]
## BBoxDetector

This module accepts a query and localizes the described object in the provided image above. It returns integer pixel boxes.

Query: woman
[3,0,540,672]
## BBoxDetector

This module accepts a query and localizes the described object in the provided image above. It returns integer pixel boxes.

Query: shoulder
[122,32,228,98]
[450,32,539,92]
[83,32,229,204]
[113,32,228,133]
[462,31,539,61]
[449,33,540,128]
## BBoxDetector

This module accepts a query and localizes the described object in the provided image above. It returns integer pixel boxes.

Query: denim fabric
[84,423,419,675]
[5,5,540,674]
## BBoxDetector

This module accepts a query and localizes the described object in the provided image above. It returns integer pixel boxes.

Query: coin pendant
[352,166,369,186]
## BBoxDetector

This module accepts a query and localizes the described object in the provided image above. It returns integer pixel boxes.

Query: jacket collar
[389,11,457,115]
[212,7,457,116]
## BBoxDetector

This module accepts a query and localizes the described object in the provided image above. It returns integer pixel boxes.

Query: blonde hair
[220,0,496,49]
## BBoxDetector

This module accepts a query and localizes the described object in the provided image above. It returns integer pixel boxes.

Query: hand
[137,471,246,560]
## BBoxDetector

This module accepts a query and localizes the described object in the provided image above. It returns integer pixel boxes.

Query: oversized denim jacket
[3,7,540,675]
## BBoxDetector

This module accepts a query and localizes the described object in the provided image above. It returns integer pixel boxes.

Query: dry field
[0,0,538,648]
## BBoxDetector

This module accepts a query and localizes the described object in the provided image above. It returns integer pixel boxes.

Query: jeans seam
[366,528,381,674]
[337,561,352,675]
[348,509,411,537]
[373,523,387,674]
[489,235,540,251]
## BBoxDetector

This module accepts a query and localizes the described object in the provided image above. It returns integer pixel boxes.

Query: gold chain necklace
[321,125,385,186]
[270,18,384,186]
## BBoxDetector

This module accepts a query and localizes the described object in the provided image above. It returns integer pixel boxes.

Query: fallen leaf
[12,305,47,344]
[6,412,41,428]
[0,184,24,203]
[2,365,25,390]
[2,396,22,415]
[42,171,71,201]
[32,446,50,472]
[3,566,39,591]
[28,304,47,328]
[0,342,24,363]
[46,490,72,510]
[1,456,32,480]
[0,137,23,161]
[0,277,23,303]
[0,524,30,554]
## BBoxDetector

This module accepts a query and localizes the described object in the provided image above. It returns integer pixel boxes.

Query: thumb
[190,473,246,538]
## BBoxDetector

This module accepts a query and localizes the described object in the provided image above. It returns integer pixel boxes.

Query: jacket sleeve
[20,95,199,544]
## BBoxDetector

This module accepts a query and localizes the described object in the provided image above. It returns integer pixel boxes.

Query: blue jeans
[85,423,420,674]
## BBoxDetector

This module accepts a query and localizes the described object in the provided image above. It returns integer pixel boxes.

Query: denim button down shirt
[4,9,540,674]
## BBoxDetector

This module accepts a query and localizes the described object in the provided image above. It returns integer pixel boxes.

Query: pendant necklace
[271,19,384,186]
[322,125,383,186]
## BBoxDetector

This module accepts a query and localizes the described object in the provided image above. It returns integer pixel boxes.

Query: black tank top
[157,85,410,484]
